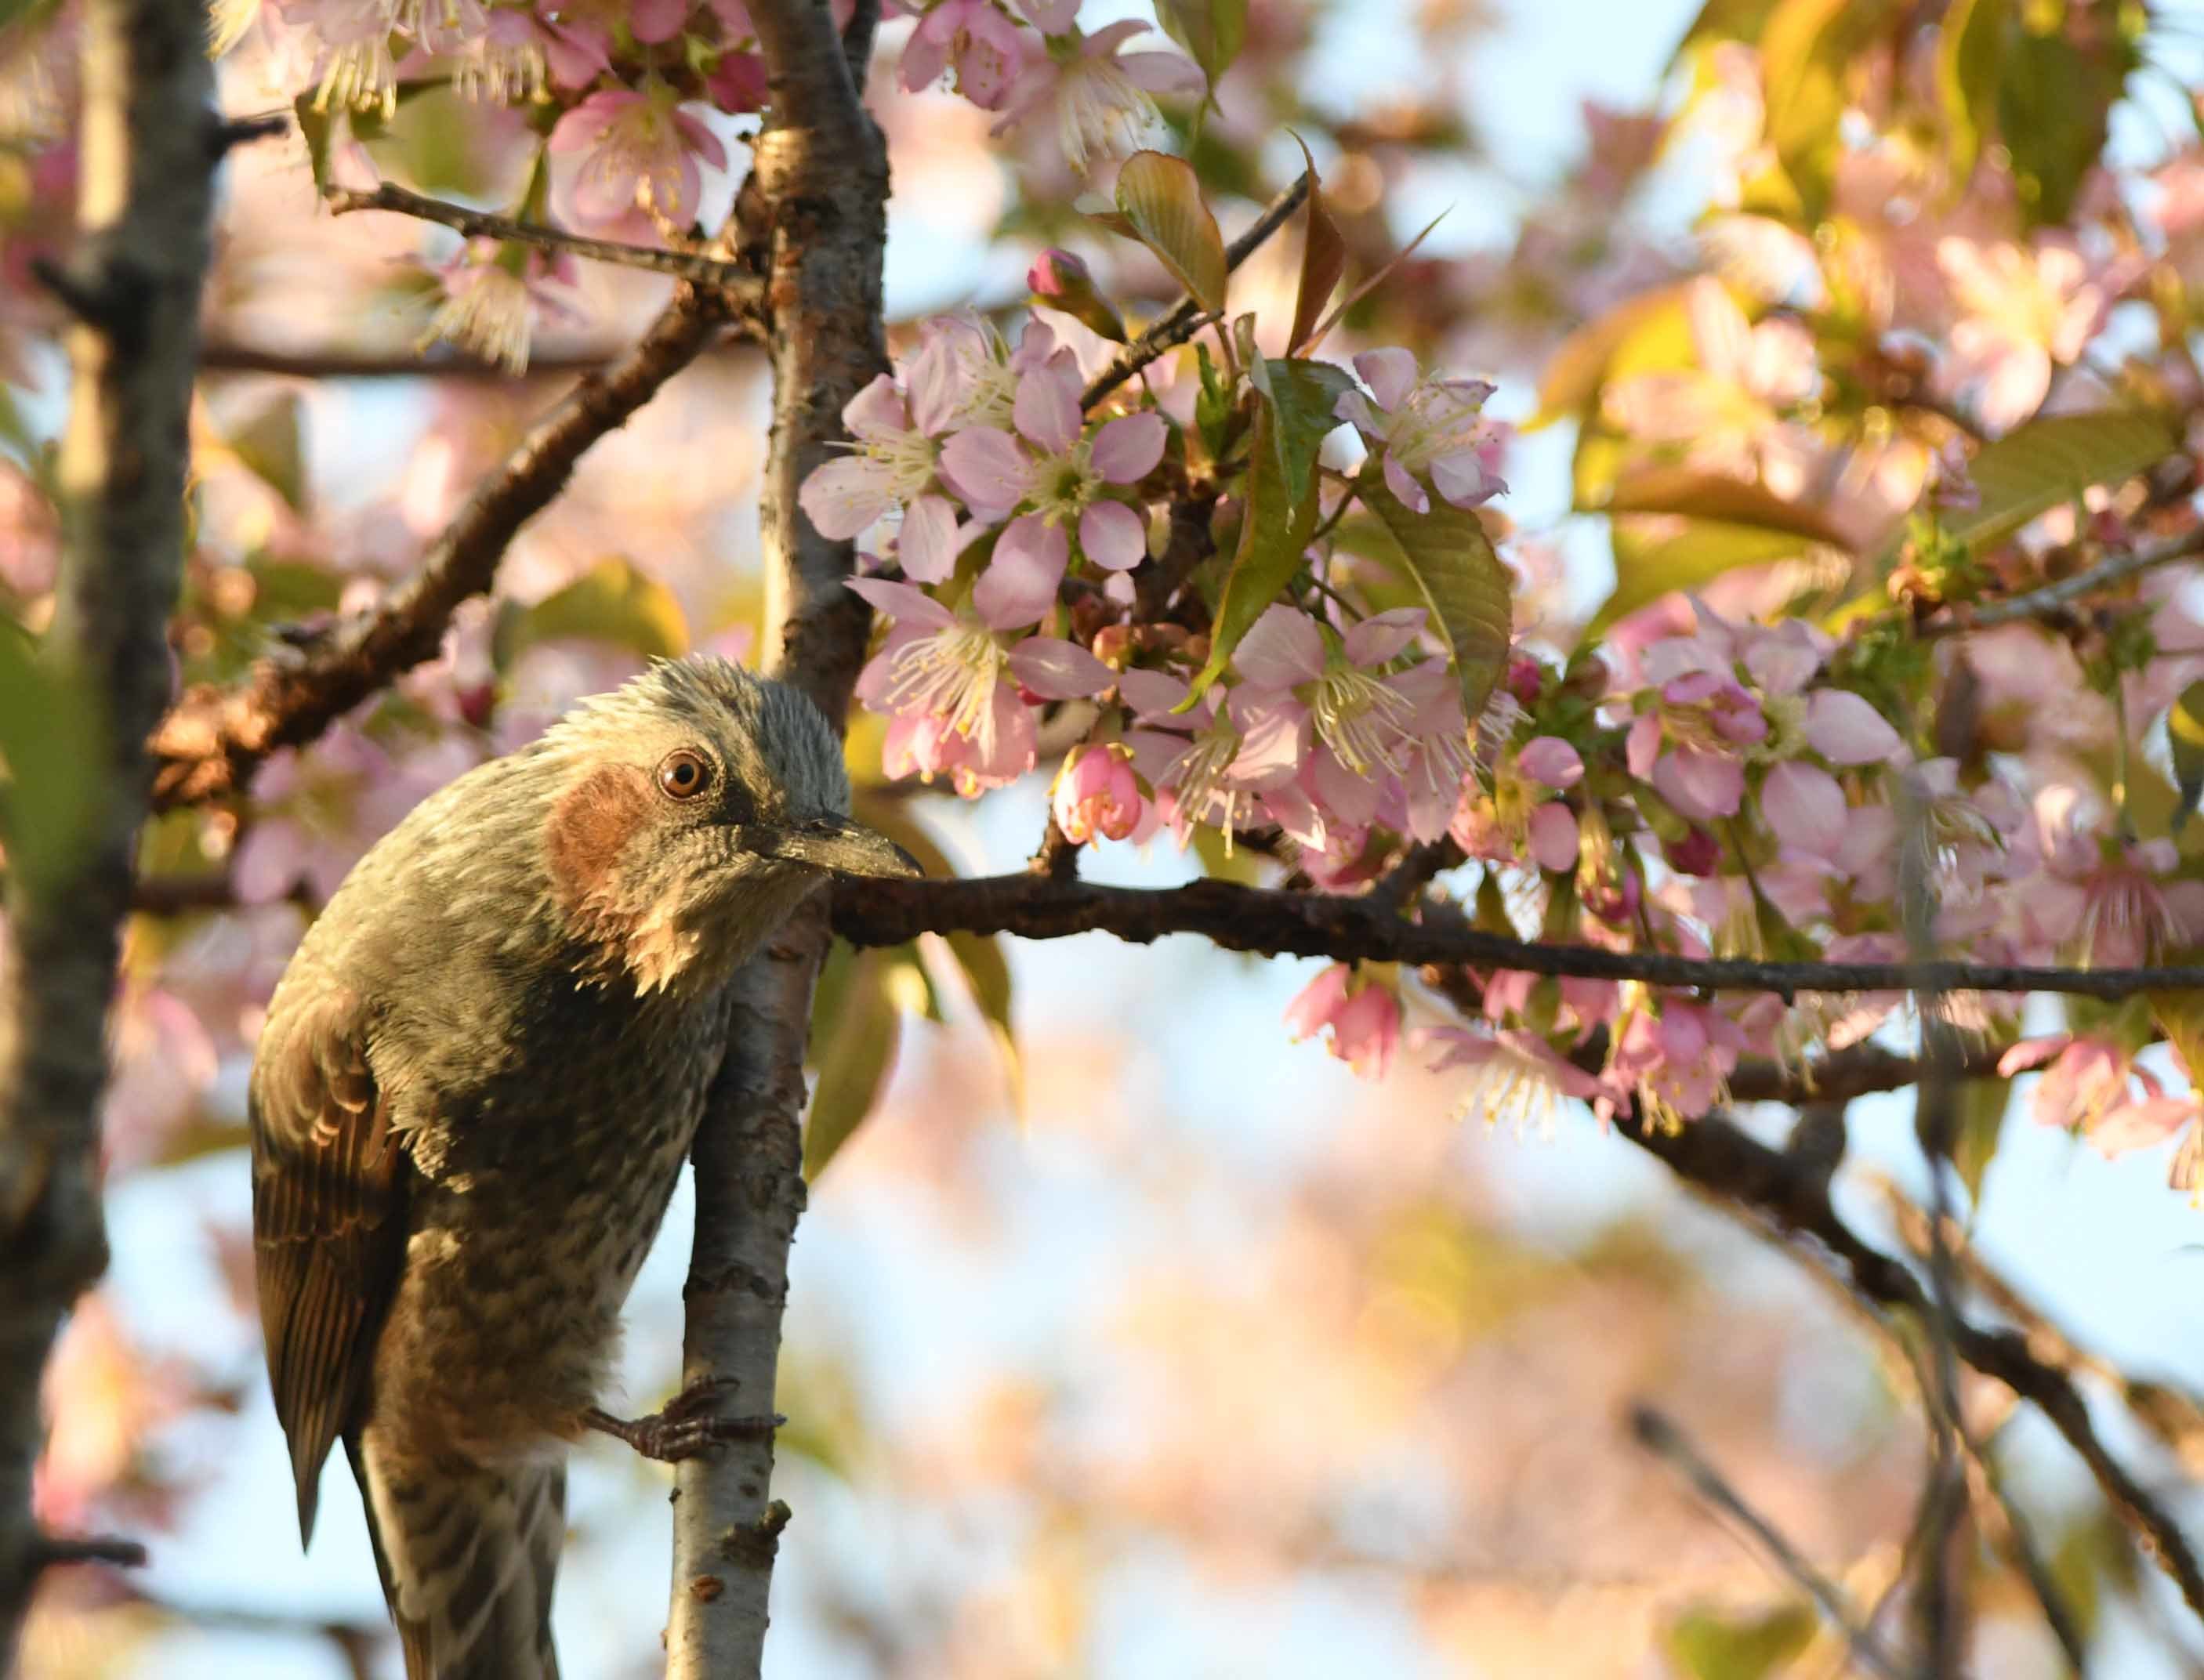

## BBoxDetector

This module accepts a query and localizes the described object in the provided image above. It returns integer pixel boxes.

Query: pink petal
[1760,760,1845,853]
[1285,964,1350,1038]
[1626,713,1662,780]
[846,576,955,629]
[1310,745,1381,828]
[842,373,910,442]
[973,514,1066,627]
[1078,499,1146,570]
[1119,665,1193,719]
[1089,411,1165,482]
[940,426,1034,518]
[632,0,690,42]
[1353,347,1419,412]
[1118,49,1206,96]
[1228,695,1307,789]
[1008,635,1115,699]
[799,457,898,539]
[1013,359,1082,457]
[1655,747,1744,820]
[1528,802,1580,872]
[1381,452,1427,514]
[1342,606,1426,667]
[1233,605,1326,689]
[672,107,728,170]
[899,494,959,584]
[1019,0,1078,31]
[1516,735,1583,790]
[1997,1036,2072,1077]
[1805,688,1903,765]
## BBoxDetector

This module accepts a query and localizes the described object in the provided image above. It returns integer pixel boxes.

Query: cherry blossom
[547,84,727,239]
[898,0,1031,109]
[1051,743,1145,844]
[938,335,1164,581]
[1285,964,1401,1080]
[991,5,1204,175]
[849,578,1114,795]
[1336,348,1506,513]
[800,355,973,581]
[1417,1023,1604,1132]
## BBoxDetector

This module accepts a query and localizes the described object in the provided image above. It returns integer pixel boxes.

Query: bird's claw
[583,1386,782,1462]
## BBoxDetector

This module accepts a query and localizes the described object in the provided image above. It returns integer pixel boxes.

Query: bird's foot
[583,1385,782,1462]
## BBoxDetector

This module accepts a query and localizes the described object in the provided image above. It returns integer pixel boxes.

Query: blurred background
[12,0,2204,1673]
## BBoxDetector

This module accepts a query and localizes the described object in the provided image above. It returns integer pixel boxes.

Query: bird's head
[534,656,919,996]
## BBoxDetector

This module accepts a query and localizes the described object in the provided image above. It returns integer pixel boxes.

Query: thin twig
[1959,1407,2091,1671]
[1880,1183,2204,1477]
[28,1533,148,1570]
[1081,173,1312,411]
[150,295,731,807]
[1923,526,2204,639]
[1616,1110,2204,1629]
[829,870,2204,1000]
[198,339,651,380]
[1898,786,1970,1672]
[1629,1405,1909,1680]
[326,183,767,302]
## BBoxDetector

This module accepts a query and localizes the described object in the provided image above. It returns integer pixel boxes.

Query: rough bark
[665,0,887,1673]
[0,0,218,1658]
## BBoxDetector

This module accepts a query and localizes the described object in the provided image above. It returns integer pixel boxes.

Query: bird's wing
[249,980,409,1544]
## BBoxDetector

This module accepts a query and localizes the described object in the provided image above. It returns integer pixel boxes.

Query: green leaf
[944,929,1022,1119]
[1997,5,2139,227]
[804,945,902,1181]
[1180,395,1321,707]
[1285,137,1346,354]
[1934,0,2008,186]
[1604,466,1856,549]
[1589,520,1810,639]
[1115,150,1229,316]
[1759,0,1898,221]
[1249,356,1355,510]
[1192,342,1235,465]
[1356,468,1512,719]
[1155,0,1246,95]
[1944,410,2177,556]
[1664,1602,1816,1680]
[491,556,690,668]
[2170,680,2204,835]
[227,393,308,512]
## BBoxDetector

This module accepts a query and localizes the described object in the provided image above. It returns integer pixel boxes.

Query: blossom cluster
[191,0,1199,371]
[807,241,2204,1179]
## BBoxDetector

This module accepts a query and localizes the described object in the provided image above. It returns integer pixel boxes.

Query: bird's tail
[347,1435,567,1680]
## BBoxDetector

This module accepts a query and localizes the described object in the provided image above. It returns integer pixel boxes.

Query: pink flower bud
[1052,745,1144,844]
[1285,963,1401,1080]
[1027,248,1091,297]
[1666,826,1720,877]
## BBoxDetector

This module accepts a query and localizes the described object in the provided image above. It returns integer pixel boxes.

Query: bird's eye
[656,749,713,801]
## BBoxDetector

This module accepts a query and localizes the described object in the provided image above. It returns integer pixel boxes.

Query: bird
[248,655,919,1680]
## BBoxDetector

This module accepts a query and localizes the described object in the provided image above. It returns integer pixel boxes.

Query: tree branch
[1080,172,1311,411]
[665,0,886,1673]
[149,294,734,807]
[828,871,2204,1000]
[326,182,770,303]
[1619,1110,2204,1629]
[198,338,651,381]
[0,0,214,1655]
[1923,524,2204,639]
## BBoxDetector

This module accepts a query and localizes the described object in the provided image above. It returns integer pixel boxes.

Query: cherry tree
[8,0,2204,1671]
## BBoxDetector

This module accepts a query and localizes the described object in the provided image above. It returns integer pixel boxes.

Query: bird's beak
[756,816,924,879]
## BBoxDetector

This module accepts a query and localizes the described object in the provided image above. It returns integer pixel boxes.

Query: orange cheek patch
[546,764,654,912]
